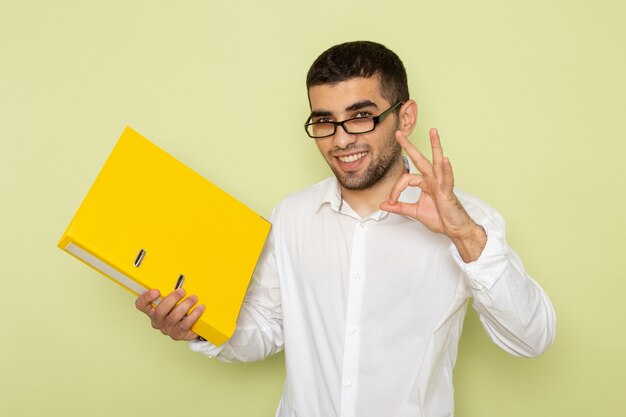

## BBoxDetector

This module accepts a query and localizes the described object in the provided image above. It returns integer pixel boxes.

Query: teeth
[338,152,367,163]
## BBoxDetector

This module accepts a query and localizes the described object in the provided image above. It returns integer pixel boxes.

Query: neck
[339,156,407,218]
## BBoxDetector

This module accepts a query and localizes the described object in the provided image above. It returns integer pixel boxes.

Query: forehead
[308,76,389,112]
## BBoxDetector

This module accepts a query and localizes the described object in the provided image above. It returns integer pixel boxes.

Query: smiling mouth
[337,152,368,163]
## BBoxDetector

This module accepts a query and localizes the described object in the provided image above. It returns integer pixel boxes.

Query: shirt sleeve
[188,208,284,363]
[450,191,557,358]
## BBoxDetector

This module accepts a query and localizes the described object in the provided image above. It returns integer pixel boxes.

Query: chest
[277,212,463,330]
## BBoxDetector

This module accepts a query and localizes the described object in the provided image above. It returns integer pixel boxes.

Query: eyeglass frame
[304,101,404,139]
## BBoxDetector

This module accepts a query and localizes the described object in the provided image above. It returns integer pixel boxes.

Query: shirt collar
[317,156,421,219]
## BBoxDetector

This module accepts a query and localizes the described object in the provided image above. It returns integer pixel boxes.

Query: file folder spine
[58,235,236,345]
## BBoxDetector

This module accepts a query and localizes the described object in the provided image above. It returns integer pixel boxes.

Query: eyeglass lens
[306,117,375,138]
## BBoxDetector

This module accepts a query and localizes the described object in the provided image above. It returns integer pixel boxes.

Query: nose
[332,124,357,149]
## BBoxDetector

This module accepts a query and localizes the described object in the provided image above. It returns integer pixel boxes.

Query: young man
[135,41,556,417]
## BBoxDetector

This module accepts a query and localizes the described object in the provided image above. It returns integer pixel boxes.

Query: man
[135,41,556,417]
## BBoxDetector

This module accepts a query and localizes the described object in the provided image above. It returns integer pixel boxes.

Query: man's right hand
[135,288,205,341]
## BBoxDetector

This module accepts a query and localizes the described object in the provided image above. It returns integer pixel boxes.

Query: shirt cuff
[188,338,228,358]
[449,223,510,291]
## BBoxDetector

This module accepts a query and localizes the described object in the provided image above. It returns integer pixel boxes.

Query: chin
[337,173,376,191]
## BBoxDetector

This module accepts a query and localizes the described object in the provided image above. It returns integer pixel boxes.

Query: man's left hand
[380,128,487,262]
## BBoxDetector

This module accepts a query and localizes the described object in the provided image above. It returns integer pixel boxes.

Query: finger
[135,289,160,313]
[152,288,186,322]
[395,130,433,176]
[174,304,206,340]
[164,295,199,328]
[145,304,156,318]
[430,128,444,164]
[387,173,424,204]
[430,128,444,179]
[442,157,455,190]
[380,201,420,217]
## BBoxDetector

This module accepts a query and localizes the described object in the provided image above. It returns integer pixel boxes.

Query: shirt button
[347,382,354,389]
[354,272,361,280]
[359,222,365,228]
[351,327,358,335]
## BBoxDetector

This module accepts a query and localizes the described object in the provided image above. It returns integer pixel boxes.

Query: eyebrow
[309,100,380,119]
[345,100,379,112]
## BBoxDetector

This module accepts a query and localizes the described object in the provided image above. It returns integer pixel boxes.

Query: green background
[2,1,625,416]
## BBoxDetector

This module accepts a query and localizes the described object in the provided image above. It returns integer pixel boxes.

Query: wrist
[450,223,487,263]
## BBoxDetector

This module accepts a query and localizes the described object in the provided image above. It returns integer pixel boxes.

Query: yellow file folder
[58,127,271,345]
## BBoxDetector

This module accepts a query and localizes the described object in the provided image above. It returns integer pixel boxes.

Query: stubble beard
[328,132,403,191]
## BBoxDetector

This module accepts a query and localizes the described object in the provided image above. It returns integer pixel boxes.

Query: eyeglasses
[304,102,403,139]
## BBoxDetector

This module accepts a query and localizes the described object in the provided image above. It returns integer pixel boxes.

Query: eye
[354,111,372,118]
[312,117,334,123]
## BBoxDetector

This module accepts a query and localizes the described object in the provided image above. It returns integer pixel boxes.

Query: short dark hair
[306,41,410,105]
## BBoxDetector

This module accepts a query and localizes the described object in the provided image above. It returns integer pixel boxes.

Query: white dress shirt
[189,161,556,417]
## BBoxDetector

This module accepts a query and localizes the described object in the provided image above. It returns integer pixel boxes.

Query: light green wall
[2,1,624,416]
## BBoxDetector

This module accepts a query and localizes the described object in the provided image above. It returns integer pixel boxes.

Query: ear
[398,100,418,135]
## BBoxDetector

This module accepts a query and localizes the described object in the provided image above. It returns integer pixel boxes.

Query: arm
[381,128,556,357]
[452,193,556,357]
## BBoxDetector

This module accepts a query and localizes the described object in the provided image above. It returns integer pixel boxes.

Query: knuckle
[151,309,164,322]
[165,314,180,327]
[182,297,197,311]
[169,326,184,341]
[189,309,202,321]
[160,325,173,336]
[179,317,192,330]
